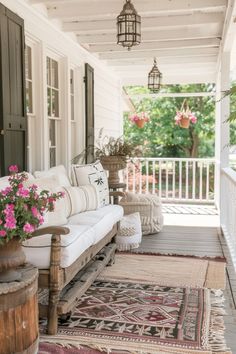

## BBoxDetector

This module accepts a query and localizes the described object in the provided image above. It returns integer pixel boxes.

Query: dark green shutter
[0,4,27,176]
[84,63,94,164]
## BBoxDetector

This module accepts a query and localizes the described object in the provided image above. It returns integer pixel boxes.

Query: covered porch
[0,0,236,353]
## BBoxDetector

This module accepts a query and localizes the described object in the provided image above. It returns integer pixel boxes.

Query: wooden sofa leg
[48,290,59,335]
[47,233,61,335]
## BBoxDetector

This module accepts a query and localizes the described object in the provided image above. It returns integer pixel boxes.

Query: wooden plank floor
[131,209,236,353]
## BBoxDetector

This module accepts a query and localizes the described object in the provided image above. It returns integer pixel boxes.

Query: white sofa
[0,164,123,335]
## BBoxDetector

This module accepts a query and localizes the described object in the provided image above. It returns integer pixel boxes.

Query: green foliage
[124,84,215,158]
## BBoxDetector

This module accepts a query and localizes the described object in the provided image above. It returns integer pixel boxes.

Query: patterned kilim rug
[40,280,231,354]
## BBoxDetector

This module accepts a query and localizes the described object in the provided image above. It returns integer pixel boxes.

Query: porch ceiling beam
[99,47,218,60]
[107,56,217,67]
[76,27,222,45]
[121,73,216,85]
[128,92,216,99]
[62,13,224,34]
[90,38,221,53]
[221,0,236,51]
[46,0,227,20]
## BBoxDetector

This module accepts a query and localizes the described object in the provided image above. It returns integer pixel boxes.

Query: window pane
[70,69,74,94]
[25,46,32,80]
[71,95,74,121]
[52,89,59,117]
[49,119,56,146]
[47,57,51,86]
[71,122,76,158]
[51,60,58,88]
[26,81,33,114]
[47,88,51,116]
[50,148,56,168]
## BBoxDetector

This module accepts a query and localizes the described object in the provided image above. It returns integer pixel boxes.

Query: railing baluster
[132,162,136,193]
[206,162,209,201]
[166,160,169,199]
[159,160,162,198]
[152,160,155,194]
[146,160,149,194]
[199,162,203,201]
[192,160,196,200]
[179,160,182,200]
[139,160,142,194]
[172,161,175,199]
[186,161,189,199]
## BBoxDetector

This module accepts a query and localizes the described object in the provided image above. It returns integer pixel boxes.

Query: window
[70,69,77,159]
[25,46,33,114]
[47,56,60,167]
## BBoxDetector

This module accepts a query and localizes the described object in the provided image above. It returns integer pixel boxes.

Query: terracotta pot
[179,117,190,129]
[0,238,26,283]
[100,156,127,184]
[135,120,145,128]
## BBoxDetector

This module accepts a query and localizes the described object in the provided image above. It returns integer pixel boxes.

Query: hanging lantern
[117,0,141,50]
[148,58,162,93]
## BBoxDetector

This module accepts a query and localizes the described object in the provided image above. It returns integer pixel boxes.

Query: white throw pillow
[25,175,67,227]
[34,165,71,187]
[71,161,109,207]
[63,185,98,216]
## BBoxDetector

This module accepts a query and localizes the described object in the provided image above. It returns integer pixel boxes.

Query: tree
[124,84,215,158]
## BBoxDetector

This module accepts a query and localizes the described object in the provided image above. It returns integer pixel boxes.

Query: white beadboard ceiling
[28,0,230,85]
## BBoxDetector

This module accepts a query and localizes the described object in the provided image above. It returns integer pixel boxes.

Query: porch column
[215,51,230,217]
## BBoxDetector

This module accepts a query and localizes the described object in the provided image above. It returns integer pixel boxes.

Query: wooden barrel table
[0,265,38,354]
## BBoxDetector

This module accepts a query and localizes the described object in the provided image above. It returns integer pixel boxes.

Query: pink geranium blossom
[0,230,6,237]
[23,223,35,233]
[31,206,38,217]
[9,165,18,173]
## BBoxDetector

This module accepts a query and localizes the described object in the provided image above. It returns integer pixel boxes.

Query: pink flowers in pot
[129,112,150,128]
[0,165,64,245]
[174,111,197,125]
[174,100,197,129]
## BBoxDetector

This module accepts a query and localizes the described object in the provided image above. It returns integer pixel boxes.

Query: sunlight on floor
[163,205,220,227]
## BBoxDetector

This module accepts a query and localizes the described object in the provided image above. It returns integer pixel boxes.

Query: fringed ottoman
[119,192,164,235]
[116,212,142,251]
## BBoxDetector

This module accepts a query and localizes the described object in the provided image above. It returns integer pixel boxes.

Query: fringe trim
[118,250,226,262]
[208,289,232,354]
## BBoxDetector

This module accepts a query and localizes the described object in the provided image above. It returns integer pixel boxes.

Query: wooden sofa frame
[32,223,118,335]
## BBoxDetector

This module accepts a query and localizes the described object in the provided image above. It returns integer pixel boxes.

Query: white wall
[0,0,123,171]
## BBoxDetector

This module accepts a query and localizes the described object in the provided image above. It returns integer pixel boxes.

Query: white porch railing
[221,167,236,270]
[124,158,216,203]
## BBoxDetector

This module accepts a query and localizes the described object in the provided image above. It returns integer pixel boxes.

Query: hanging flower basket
[174,99,197,129]
[129,112,150,128]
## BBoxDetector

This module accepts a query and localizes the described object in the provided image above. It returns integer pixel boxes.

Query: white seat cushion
[68,205,124,243]
[22,224,95,269]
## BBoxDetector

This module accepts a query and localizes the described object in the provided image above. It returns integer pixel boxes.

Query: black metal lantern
[148,58,162,93]
[117,0,141,50]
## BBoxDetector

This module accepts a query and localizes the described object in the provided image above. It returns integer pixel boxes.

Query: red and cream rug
[40,280,231,354]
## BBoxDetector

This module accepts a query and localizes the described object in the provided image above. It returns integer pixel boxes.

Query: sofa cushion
[71,161,109,208]
[68,205,124,244]
[34,165,71,187]
[25,175,68,227]
[63,185,98,216]
[22,224,95,269]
